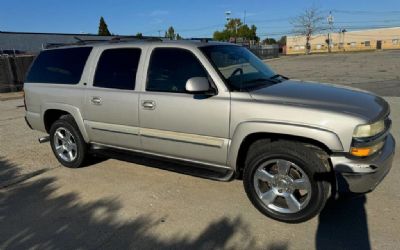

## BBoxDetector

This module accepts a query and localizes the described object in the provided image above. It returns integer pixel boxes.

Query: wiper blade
[270,74,289,80]
[244,78,277,84]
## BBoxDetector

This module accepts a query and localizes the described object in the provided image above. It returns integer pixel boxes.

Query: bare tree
[291,7,325,54]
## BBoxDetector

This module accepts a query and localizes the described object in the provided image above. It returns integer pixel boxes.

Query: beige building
[286,27,400,55]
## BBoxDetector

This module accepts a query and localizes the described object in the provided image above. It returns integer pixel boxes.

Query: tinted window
[146,48,207,93]
[94,48,141,90]
[26,47,92,84]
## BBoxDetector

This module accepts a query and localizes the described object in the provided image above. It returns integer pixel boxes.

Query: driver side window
[146,48,208,93]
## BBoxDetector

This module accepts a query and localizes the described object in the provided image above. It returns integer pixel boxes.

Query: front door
[83,47,142,149]
[139,47,230,166]
[377,40,382,50]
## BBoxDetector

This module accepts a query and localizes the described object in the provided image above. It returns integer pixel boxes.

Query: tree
[262,38,277,45]
[135,32,143,38]
[176,33,183,40]
[98,16,111,36]
[165,26,176,40]
[213,18,259,42]
[278,36,287,46]
[291,7,324,54]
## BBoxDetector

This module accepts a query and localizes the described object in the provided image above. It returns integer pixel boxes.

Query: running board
[90,143,235,182]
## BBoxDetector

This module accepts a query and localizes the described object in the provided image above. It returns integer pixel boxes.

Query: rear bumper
[331,134,395,194]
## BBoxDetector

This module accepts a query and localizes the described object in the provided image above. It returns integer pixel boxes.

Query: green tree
[176,33,183,40]
[98,16,111,36]
[262,38,277,45]
[135,32,143,38]
[213,18,259,42]
[165,26,176,40]
[278,36,287,46]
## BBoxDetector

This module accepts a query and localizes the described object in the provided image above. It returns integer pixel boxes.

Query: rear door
[82,47,143,149]
[138,47,230,166]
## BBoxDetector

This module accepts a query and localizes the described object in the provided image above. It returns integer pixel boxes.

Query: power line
[332,9,400,15]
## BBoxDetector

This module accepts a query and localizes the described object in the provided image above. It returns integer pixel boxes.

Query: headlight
[353,120,385,138]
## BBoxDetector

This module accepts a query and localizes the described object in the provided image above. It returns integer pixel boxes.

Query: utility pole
[157,30,162,38]
[327,11,334,53]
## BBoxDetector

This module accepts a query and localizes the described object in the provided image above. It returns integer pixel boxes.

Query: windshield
[200,45,283,91]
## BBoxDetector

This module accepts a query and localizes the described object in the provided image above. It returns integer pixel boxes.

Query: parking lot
[1,51,399,249]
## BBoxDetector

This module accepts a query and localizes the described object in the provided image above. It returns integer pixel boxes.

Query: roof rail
[44,36,163,49]
[189,37,213,43]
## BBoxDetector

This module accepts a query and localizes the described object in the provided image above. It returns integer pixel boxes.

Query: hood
[249,80,389,122]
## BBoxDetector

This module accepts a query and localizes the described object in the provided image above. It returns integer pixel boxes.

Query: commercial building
[0,31,120,54]
[286,27,400,55]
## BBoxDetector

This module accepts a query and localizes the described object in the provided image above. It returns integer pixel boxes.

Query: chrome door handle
[142,100,156,110]
[91,96,102,105]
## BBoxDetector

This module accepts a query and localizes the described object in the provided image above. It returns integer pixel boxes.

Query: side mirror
[185,77,215,95]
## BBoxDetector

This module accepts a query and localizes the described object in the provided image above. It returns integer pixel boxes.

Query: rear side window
[94,48,141,90]
[146,48,207,93]
[26,47,92,84]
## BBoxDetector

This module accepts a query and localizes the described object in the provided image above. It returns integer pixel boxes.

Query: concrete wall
[287,27,400,55]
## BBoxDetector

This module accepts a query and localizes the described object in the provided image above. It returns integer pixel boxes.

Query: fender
[41,103,90,142]
[227,121,344,171]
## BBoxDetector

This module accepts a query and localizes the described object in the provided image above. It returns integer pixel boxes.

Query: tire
[243,139,331,223]
[49,114,88,168]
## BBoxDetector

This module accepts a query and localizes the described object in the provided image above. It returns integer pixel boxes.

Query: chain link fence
[248,44,280,60]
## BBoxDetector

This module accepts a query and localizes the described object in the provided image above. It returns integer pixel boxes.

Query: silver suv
[24,39,395,223]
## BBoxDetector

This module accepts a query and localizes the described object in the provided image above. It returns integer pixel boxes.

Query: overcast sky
[2,0,400,39]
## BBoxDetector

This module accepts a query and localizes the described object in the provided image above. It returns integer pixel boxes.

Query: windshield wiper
[239,78,276,91]
[270,74,289,80]
[244,78,278,84]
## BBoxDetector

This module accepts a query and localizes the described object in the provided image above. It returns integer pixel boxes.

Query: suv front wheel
[243,140,331,223]
[49,115,88,168]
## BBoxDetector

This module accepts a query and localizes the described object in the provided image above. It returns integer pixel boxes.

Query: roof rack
[44,36,163,49]
[189,37,213,43]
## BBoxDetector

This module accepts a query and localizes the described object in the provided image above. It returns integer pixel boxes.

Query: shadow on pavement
[316,195,370,250]
[0,157,286,249]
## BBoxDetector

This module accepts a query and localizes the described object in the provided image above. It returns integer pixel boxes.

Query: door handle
[142,100,156,110]
[91,96,102,105]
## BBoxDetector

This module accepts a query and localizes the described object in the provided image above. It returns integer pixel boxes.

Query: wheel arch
[228,121,343,176]
[41,103,89,142]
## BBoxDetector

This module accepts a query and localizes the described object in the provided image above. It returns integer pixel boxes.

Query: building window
[393,39,399,45]
[316,44,322,50]
[365,41,371,47]
[350,42,356,47]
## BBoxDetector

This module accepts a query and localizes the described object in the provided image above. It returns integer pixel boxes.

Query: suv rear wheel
[49,115,88,168]
[243,140,331,223]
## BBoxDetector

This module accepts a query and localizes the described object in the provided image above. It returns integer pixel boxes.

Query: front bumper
[331,134,395,194]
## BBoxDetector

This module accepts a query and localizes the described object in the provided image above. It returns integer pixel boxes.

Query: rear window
[26,47,92,84]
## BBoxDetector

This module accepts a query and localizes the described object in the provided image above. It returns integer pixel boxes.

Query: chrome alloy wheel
[53,127,77,162]
[253,159,312,214]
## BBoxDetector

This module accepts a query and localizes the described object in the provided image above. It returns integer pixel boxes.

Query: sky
[1,0,400,39]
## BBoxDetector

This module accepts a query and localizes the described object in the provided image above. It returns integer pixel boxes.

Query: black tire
[49,114,88,168]
[243,139,332,223]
